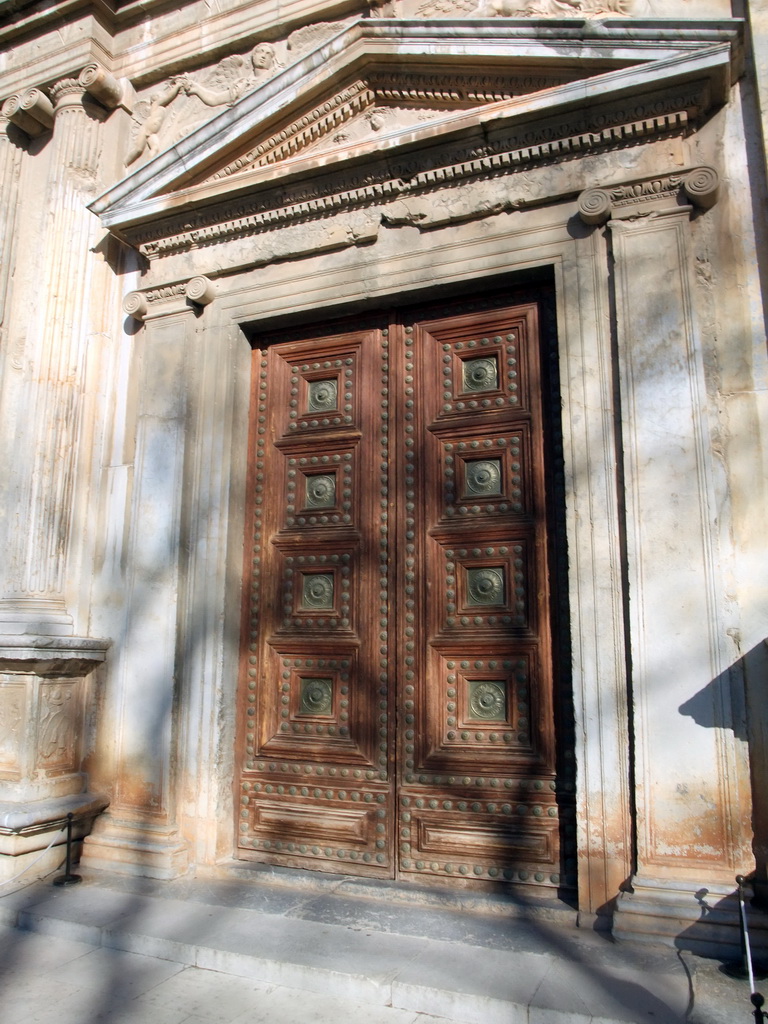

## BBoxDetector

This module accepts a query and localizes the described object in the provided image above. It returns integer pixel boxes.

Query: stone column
[0,79,104,636]
[0,106,25,606]
[579,171,755,954]
[83,295,194,878]
[0,79,111,880]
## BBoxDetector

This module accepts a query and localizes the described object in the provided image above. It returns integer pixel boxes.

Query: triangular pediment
[185,62,603,187]
[91,19,739,236]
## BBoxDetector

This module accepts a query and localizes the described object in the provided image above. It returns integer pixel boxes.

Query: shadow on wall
[674,639,768,963]
[679,638,768,908]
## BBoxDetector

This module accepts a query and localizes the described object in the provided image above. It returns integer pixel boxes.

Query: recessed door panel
[237,328,394,875]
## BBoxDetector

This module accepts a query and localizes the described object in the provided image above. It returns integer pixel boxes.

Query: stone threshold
[201,858,580,923]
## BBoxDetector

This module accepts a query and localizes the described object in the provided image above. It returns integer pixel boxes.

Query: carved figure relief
[475,0,633,14]
[124,23,350,166]
[37,683,77,770]
[183,43,278,108]
[125,79,185,165]
[0,685,24,770]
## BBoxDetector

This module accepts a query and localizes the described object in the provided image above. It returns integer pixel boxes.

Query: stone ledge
[0,793,109,837]
[0,634,110,676]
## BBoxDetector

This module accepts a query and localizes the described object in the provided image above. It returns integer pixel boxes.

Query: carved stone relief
[37,681,78,773]
[0,682,24,774]
[203,68,587,178]
[410,0,634,15]
[577,166,721,224]
[126,76,705,265]
[125,21,352,166]
[403,0,726,16]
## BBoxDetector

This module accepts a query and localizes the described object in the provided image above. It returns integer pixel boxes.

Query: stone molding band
[123,167,721,301]
[577,166,720,224]
[132,105,699,261]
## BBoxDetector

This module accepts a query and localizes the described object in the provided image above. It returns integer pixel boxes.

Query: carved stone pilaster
[0,79,105,635]
[0,77,112,879]
[597,183,753,953]
[82,304,194,879]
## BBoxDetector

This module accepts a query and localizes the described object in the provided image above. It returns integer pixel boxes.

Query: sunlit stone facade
[0,0,766,955]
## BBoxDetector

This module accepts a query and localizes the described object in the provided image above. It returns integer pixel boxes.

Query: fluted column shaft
[0,111,22,332]
[0,80,105,634]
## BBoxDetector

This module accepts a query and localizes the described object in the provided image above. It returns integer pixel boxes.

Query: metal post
[52,812,81,886]
[737,875,765,1022]
[752,992,766,1024]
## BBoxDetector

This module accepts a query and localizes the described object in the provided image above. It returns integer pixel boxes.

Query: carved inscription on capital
[124,277,216,321]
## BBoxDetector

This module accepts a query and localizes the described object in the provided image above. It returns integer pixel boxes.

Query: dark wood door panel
[237,326,394,876]
[394,302,560,888]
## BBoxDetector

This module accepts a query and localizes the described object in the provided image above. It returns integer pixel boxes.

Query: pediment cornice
[89,18,742,251]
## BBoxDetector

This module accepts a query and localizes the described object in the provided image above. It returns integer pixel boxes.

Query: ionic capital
[49,77,100,119]
[577,166,721,226]
[123,277,213,322]
[2,88,54,137]
[78,64,126,111]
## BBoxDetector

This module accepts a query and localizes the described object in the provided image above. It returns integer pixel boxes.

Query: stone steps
[0,866,728,1023]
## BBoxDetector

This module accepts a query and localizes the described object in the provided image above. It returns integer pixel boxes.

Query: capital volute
[185,276,217,307]
[123,291,149,322]
[577,188,612,226]
[78,64,130,112]
[680,166,720,210]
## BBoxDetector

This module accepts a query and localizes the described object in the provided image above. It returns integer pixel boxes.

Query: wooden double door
[237,296,569,891]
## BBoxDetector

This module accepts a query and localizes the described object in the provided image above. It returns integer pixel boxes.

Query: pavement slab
[0,866,759,1023]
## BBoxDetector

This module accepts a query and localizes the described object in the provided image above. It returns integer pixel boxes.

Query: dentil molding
[122,165,721,303]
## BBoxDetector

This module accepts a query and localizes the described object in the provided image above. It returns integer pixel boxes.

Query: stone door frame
[163,202,633,920]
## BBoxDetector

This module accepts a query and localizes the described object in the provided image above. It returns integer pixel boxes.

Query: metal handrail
[736,875,766,1023]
